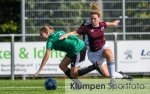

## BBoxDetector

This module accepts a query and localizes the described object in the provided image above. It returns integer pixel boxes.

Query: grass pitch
[0,78,149,94]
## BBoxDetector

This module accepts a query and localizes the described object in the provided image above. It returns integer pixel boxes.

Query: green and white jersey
[46,30,85,57]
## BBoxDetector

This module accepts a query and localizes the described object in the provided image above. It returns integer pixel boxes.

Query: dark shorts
[70,46,87,67]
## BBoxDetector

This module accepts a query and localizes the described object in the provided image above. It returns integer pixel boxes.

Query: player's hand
[113,20,120,26]
[32,71,40,79]
[59,34,68,40]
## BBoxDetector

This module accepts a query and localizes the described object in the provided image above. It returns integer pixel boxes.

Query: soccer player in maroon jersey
[60,2,132,86]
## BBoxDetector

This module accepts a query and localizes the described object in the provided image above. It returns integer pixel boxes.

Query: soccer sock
[65,69,72,79]
[107,62,115,79]
[114,72,123,78]
[65,69,82,85]
[78,64,96,76]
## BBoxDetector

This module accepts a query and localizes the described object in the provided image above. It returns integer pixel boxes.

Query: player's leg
[59,55,82,90]
[102,48,124,85]
[102,48,116,79]
[87,46,109,77]
[95,58,132,79]
[93,58,122,78]
[77,64,96,76]
[70,63,97,78]
[59,55,72,79]
[70,46,96,77]
[97,62,109,77]
[70,66,80,78]
[102,48,133,80]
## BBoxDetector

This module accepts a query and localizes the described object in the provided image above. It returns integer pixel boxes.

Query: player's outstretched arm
[59,31,78,40]
[33,49,51,79]
[106,20,120,26]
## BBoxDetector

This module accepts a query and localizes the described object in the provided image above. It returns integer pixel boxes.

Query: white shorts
[88,42,111,67]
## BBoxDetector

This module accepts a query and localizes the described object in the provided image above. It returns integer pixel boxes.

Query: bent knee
[102,72,110,77]
[59,64,67,71]
[104,73,109,77]
[106,56,113,62]
[71,71,79,78]
[59,64,63,70]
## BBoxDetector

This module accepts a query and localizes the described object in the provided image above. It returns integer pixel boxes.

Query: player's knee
[59,64,66,71]
[103,73,109,77]
[71,71,79,78]
[106,55,113,62]
[59,64,63,70]
[101,71,110,77]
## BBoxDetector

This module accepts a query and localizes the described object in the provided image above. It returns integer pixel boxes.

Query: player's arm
[106,20,120,26]
[60,22,86,40]
[33,49,51,79]
[59,31,78,40]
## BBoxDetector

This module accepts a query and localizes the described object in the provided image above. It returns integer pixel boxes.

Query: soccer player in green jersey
[33,26,98,81]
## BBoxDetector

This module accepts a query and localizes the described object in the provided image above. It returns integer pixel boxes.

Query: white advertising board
[14,42,66,74]
[0,41,114,75]
[0,43,11,75]
[117,41,150,72]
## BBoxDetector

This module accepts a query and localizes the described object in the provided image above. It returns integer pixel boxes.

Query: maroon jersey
[76,21,107,52]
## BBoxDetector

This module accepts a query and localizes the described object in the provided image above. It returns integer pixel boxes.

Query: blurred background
[0,0,150,80]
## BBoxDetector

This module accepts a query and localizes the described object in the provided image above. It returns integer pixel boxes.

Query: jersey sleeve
[76,23,87,35]
[99,21,107,28]
[46,41,53,50]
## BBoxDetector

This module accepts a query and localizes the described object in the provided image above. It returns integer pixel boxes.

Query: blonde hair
[40,26,55,34]
[89,1,103,18]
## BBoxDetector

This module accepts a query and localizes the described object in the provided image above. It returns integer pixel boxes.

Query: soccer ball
[44,78,57,90]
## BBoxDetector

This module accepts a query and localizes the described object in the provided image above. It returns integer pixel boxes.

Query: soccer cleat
[119,71,133,81]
